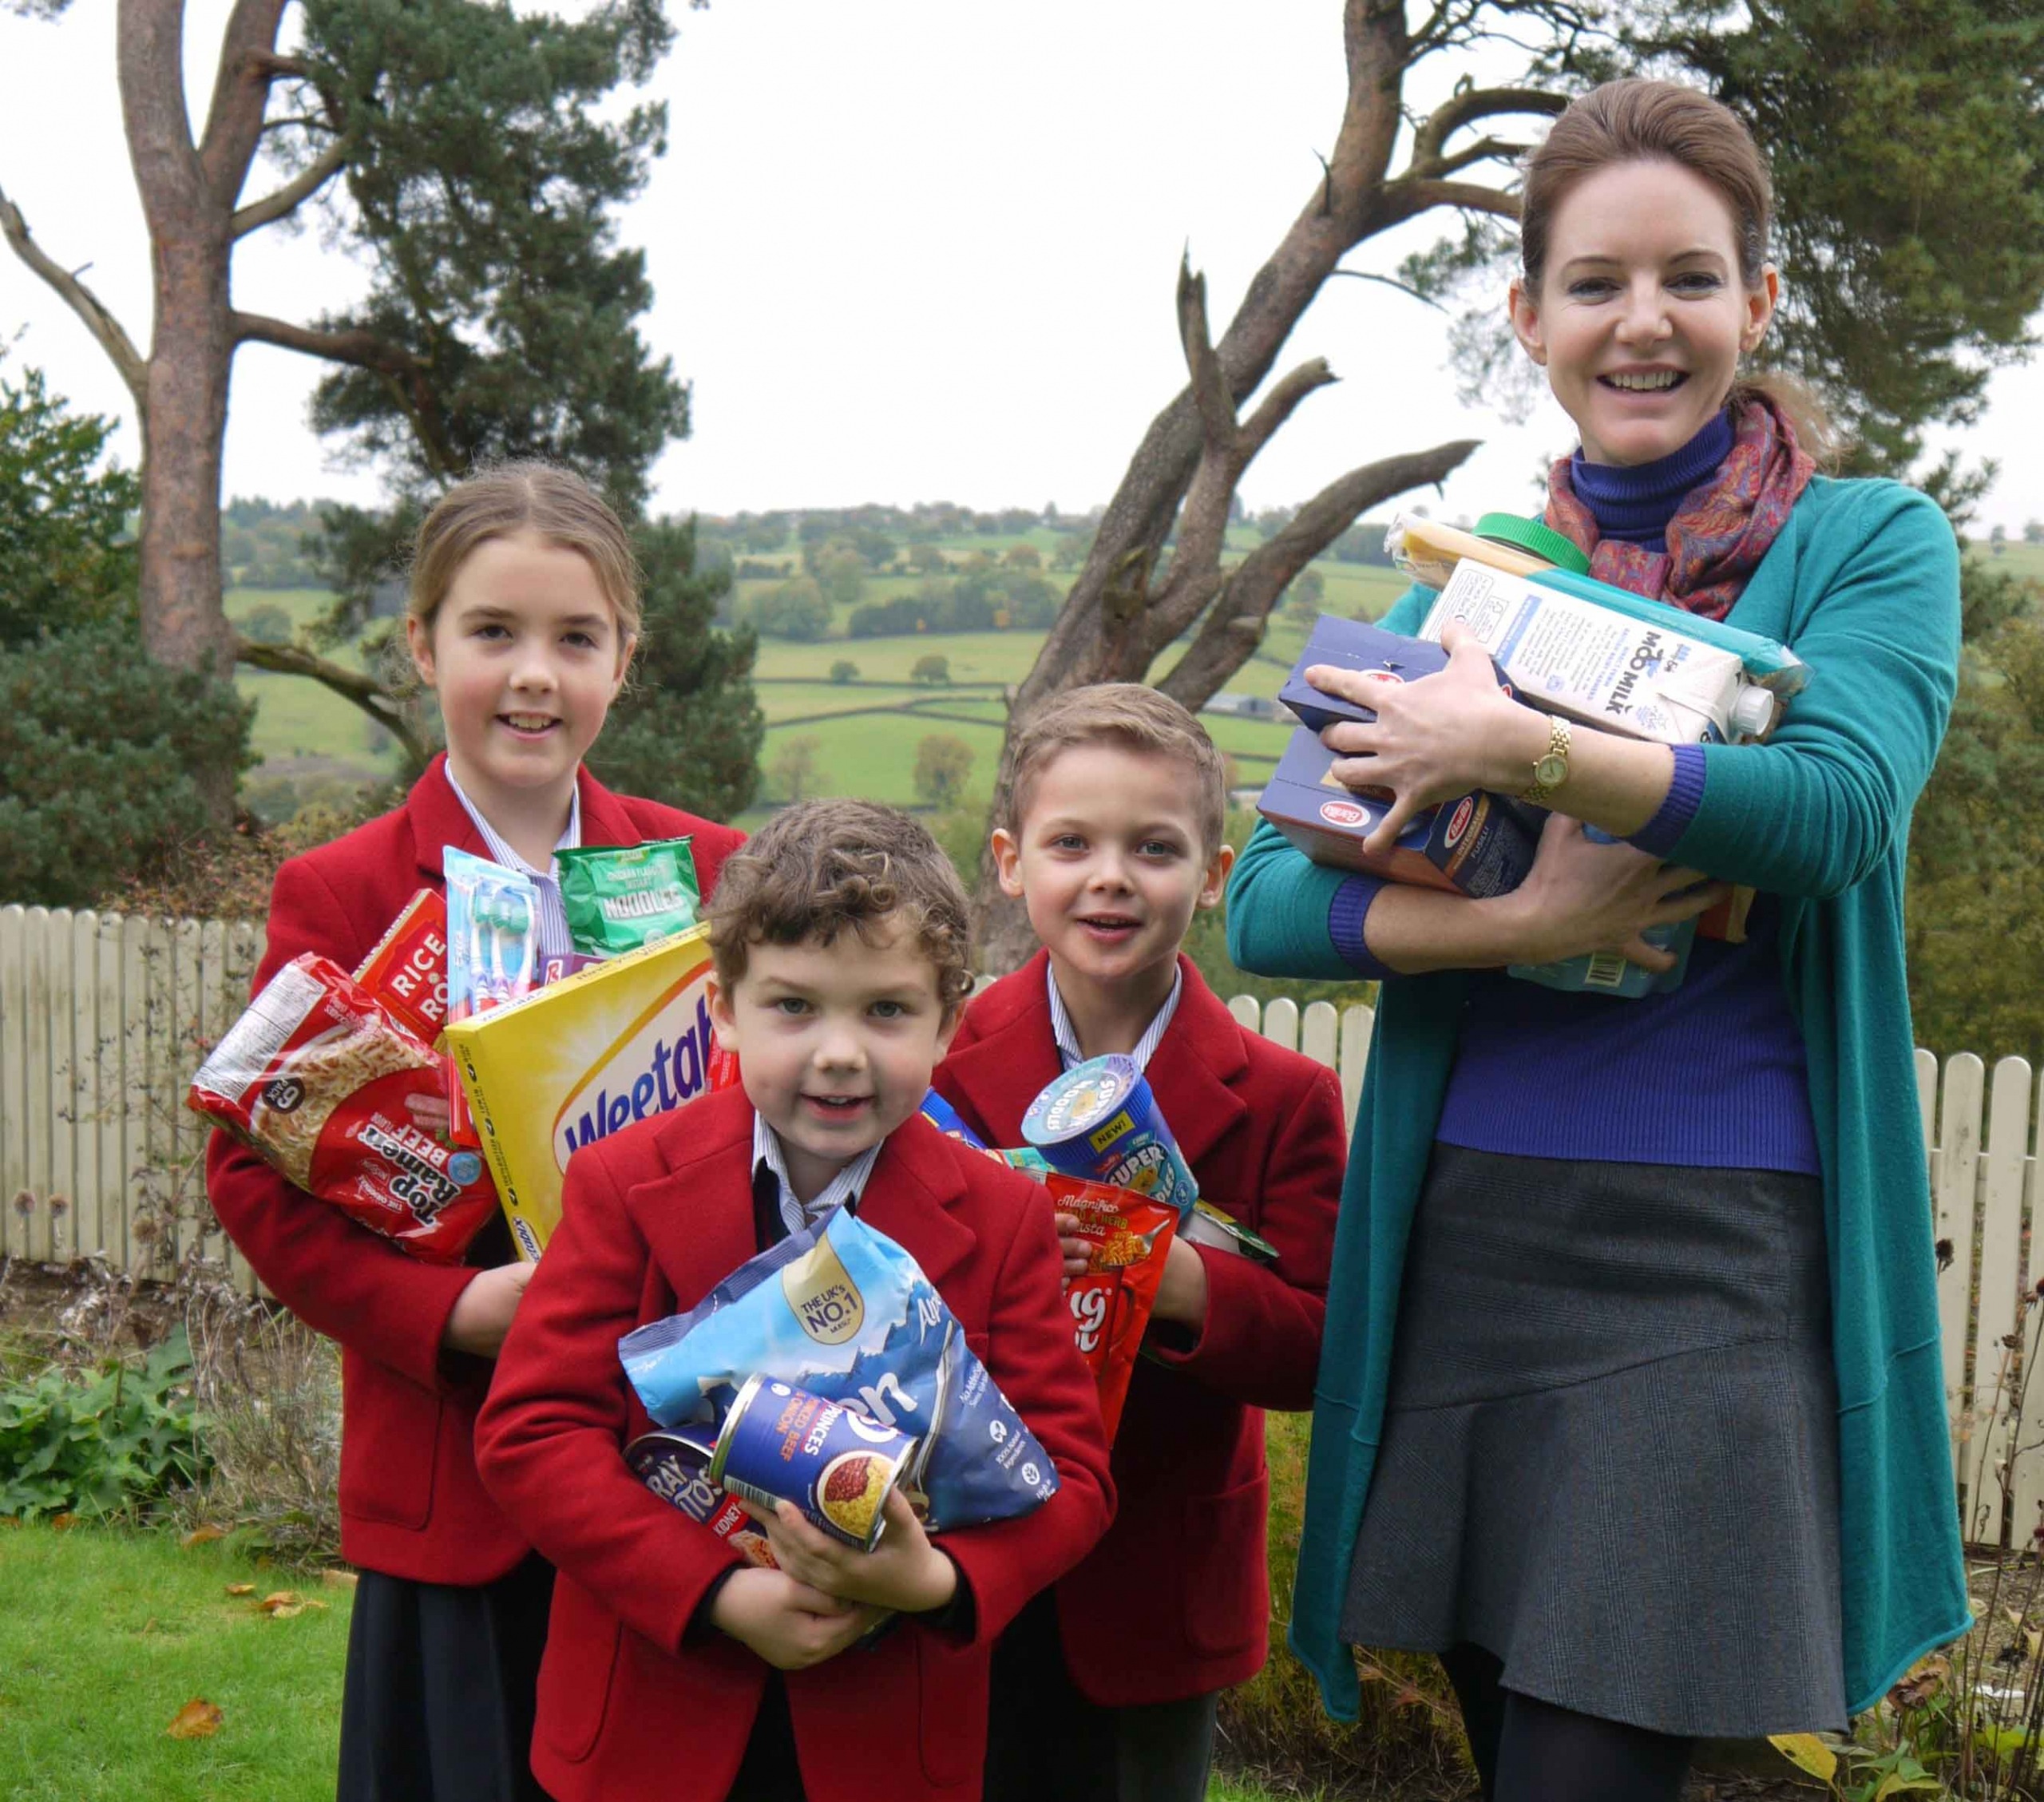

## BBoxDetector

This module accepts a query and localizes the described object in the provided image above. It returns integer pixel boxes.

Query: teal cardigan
[1228,477,1970,1721]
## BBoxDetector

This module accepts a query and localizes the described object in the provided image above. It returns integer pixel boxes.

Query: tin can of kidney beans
[707,1375,919,1553]
[1020,1055,1198,1221]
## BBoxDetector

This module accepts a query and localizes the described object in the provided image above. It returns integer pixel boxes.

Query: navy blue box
[1278,616,1456,734]
[1254,727,1537,897]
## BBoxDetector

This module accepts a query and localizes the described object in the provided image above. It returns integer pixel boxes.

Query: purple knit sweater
[1329,418,1820,1170]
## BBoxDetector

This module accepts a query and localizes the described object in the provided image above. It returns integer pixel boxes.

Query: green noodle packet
[557,836,701,956]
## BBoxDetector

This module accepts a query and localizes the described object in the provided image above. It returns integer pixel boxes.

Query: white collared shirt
[442,762,582,962]
[1048,963,1183,1073]
[752,1111,882,1240]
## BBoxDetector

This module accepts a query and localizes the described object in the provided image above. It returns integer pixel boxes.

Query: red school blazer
[203,754,743,1586]
[931,951,1345,1706]
[473,1088,1114,1802]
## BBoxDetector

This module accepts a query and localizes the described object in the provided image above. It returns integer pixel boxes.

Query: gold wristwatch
[1519,715,1572,804]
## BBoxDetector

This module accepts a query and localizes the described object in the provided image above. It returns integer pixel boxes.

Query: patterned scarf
[1543,392,1815,620]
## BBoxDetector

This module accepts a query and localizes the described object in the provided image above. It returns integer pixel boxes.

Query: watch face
[1534,751,1568,787]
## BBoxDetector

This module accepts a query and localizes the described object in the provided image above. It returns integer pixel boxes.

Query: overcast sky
[2,0,2038,534]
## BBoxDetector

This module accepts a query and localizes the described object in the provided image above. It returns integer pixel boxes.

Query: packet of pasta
[1047,1174,1178,1444]
[188,954,497,1262]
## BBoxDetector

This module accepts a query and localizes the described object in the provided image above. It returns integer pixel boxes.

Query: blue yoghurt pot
[1020,1055,1198,1221]
[707,1375,919,1552]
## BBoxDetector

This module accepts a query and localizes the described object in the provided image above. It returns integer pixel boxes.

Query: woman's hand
[742,1490,958,1616]
[442,1261,534,1357]
[1312,621,1550,858]
[1510,814,1726,972]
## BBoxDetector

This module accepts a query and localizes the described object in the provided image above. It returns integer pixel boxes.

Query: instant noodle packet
[558,836,701,957]
[1046,1174,1178,1444]
[444,923,723,1258]
[443,850,541,1148]
[188,954,497,1261]
[618,1203,1060,1532]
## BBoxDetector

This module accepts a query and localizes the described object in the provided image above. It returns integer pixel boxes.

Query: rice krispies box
[442,923,723,1258]
[1256,726,1539,895]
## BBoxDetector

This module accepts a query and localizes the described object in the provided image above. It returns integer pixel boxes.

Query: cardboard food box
[1255,727,1538,896]
[443,924,720,1258]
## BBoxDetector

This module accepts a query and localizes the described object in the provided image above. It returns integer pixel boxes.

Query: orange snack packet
[1046,1174,1178,1444]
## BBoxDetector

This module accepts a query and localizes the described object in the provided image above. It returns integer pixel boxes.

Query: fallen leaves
[224,1583,254,1598]
[1769,1733,1839,1781]
[320,1568,358,1591]
[164,1697,223,1741]
[252,1590,327,1620]
[179,1525,224,1549]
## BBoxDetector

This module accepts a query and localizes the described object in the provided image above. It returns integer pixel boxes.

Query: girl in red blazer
[930,684,1345,1802]
[204,463,743,1802]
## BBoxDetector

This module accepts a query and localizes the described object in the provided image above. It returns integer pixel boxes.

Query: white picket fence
[1,904,2038,1538]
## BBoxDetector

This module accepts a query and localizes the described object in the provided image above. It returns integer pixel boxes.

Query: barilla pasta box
[1256,726,1538,896]
[442,922,720,1258]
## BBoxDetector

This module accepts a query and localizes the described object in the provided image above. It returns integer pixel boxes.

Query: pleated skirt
[1340,1145,1848,1737]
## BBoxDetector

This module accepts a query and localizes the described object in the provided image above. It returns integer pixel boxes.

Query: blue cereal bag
[617,1205,1059,1531]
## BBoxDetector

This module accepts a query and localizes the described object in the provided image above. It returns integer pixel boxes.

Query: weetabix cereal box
[442,923,720,1258]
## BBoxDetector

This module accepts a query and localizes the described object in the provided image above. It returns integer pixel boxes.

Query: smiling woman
[1230,77,1968,1802]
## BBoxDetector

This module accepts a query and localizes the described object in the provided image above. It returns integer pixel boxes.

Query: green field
[226,588,404,786]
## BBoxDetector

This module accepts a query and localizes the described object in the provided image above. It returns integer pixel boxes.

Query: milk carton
[1420,561,1781,746]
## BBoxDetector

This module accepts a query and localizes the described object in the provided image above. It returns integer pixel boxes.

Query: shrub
[0,622,256,909]
[910,653,950,686]
[829,659,860,685]
[0,1327,209,1523]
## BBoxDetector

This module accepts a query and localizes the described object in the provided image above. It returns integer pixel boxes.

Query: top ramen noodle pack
[188,953,497,1262]
[443,924,726,1258]
[618,1204,1060,1533]
[1046,1174,1178,1443]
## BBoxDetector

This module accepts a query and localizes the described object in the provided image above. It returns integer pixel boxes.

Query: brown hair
[708,799,975,1013]
[1003,683,1227,857]
[408,461,644,640]
[1519,78,1836,465]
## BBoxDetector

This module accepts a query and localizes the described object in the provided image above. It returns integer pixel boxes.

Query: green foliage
[586,516,764,824]
[910,652,952,686]
[814,546,866,610]
[850,569,1059,637]
[0,1330,209,1523]
[767,735,822,804]
[0,622,256,908]
[828,658,859,684]
[238,604,295,647]
[0,360,138,647]
[913,735,975,809]
[746,575,832,641]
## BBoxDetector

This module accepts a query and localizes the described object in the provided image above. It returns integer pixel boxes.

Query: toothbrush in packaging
[443,848,541,1149]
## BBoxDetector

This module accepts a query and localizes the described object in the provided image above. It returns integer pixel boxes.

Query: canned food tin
[624,1427,779,1568]
[1020,1055,1198,1219]
[708,1374,919,1552]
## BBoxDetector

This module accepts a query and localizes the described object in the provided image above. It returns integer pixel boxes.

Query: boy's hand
[1149,1233,1210,1330]
[708,1566,882,1670]
[1054,1213,1091,1282]
[441,1261,533,1357]
[742,1490,959,1615]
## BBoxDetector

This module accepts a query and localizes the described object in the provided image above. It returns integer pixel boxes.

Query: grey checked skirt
[1341,1144,1848,1737]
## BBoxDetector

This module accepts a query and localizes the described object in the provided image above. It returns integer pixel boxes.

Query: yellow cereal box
[443,924,720,1258]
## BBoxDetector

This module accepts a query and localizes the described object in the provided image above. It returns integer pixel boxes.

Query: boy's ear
[707,975,741,1053]
[1197,841,1236,911]
[990,826,1026,900]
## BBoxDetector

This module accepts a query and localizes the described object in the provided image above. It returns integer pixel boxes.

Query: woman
[1228,78,1967,1801]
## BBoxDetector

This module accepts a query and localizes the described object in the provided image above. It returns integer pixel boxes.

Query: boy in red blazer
[476,799,1112,1802]
[931,684,1345,1802]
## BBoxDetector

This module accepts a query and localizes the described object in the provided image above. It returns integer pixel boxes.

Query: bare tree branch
[1435,135,1531,180]
[1401,179,1523,221]
[1409,85,1569,172]
[232,138,347,239]
[232,310,423,375]
[0,180,149,408]
[1236,358,1340,466]
[1176,258,1236,451]
[1328,267,1452,311]
[197,0,291,205]
[1155,438,1480,707]
[235,636,430,766]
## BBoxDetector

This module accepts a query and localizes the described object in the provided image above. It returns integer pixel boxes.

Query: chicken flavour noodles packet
[188,954,498,1261]
[558,837,701,957]
[617,1204,1059,1532]
[1047,1174,1178,1444]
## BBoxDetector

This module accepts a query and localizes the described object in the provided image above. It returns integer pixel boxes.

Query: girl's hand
[1311,621,1548,857]
[741,1490,958,1616]
[708,1566,882,1671]
[441,1261,534,1357]
[1511,814,1726,971]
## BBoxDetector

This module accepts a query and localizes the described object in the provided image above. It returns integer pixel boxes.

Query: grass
[0,1521,1313,1802]
[0,1522,352,1801]
[226,587,403,782]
